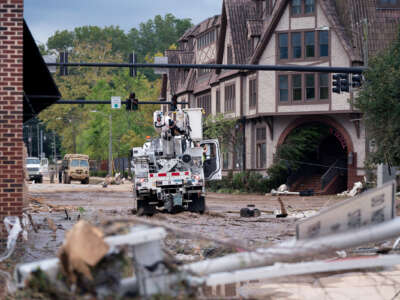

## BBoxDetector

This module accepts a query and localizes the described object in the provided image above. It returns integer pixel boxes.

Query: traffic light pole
[46,62,366,74]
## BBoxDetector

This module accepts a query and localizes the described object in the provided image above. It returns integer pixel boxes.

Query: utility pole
[108,113,112,176]
[53,132,56,163]
[36,123,40,157]
[40,129,43,159]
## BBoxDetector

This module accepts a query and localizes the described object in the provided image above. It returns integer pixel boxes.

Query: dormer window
[377,0,400,8]
[291,0,315,16]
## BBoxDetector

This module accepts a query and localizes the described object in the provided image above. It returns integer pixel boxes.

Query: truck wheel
[81,178,89,184]
[67,176,71,184]
[188,195,205,214]
[137,199,155,216]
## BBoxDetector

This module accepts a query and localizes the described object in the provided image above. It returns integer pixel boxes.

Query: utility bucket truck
[131,108,221,216]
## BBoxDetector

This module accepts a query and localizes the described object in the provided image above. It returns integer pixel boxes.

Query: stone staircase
[292,173,323,194]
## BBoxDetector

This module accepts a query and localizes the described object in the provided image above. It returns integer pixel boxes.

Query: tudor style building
[162,0,400,193]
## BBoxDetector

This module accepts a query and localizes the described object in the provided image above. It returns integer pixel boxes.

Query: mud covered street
[25,181,345,258]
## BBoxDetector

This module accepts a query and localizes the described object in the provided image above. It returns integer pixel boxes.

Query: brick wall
[0,0,24,246]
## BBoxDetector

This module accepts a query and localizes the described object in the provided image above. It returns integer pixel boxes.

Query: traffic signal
[340,74,349,92]
[352,74,362,88]
[332,74,341,94]
[170,96,177,111]
[132,98,138,111]
[126,93,139,111]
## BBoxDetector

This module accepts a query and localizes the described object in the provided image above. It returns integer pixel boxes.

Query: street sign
[111,96,121,109]
[154,56,168,74]
[296,180,396,240]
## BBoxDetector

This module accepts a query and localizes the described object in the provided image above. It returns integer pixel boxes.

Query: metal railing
[321,158,347,190]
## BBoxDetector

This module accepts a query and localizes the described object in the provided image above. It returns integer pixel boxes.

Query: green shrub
[206,171,275,194]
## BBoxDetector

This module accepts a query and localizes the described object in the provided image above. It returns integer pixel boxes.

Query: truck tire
[67,176,71,184]
[81,178,89,184]
[188,194,205,214]
[137,198,155,216]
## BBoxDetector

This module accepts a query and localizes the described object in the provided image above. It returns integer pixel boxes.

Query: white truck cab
[26,157,43,183]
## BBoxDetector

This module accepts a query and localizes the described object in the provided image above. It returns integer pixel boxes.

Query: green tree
[39,41,159,160]
[204,114,240,155]
[354,28,400,167]
[47,29,74,51]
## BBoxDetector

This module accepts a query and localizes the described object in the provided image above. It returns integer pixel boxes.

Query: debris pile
[102,173,125,187]
[26,196,76,213]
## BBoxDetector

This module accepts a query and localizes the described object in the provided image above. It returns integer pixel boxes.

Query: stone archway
[277,116,357,190]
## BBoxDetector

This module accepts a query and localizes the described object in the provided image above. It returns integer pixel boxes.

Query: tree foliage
[354,28,400,166]
[203,114,241,154]
[267,124,330,186]
[38,14,192,160]
[39,42,159,160]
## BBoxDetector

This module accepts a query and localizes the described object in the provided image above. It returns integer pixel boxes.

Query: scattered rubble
[102,173,124,187]
[337,181,364,197]
[240,205,261,218]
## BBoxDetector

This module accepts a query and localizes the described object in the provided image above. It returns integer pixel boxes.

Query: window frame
[377,0,400,9]
[276,30,330,62]
[290,0,315,17]
[255,127,267,169]
[249,77,257,108]
[197,29,216,50]
[277,72,331,105]
[224,83,236,113]
[197,93,211,116]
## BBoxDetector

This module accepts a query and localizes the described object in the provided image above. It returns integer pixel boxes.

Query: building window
[291,0,302,15]
[319,31,329,57]
[306,74,315,100]
[319,73,329,100]
[278,30,329,61]
[292,32,302,58]
[279,33,289,59]
[249,78,257,108]
[197,93,211,116]
[305,0,315,13]
[197,30,216,49]
[279,75,289,102]
[292,74,302,101]
[216,89,221,113]
[278,73,330,104]
[224,84,235,112]
[305,31,315,57]
[227,45,233,64]
[377,0,400,8]
[256,127,266,169]
[291,0,315,16]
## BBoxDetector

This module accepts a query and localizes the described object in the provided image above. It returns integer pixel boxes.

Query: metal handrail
[321,159,346,190]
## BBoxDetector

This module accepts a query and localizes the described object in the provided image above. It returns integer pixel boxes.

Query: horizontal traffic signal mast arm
[24,96,188,106]
[46,62,367,74]
[55,100,188,105]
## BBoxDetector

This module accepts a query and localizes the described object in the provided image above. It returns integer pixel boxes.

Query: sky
[24,0,222,45]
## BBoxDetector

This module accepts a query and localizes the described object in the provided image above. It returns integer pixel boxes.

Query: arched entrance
[277,116,355,193]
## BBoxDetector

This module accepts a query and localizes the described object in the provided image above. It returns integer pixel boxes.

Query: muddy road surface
[27,182,345,254]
